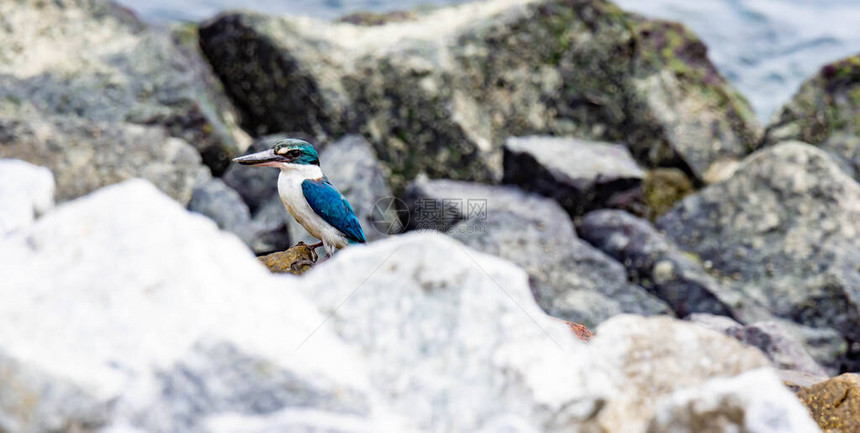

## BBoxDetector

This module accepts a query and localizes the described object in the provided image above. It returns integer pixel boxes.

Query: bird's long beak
[232,149,287,167]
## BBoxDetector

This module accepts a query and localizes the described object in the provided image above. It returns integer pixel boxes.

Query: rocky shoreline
[2,0,860,431]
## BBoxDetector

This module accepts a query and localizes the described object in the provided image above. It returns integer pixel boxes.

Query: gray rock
[763,55,860,183]
[0,159,54,236]
[0,115,209,204]
[647,368,822,433]
[503,136,645,217]
[286,135,395,244]
[188,178,253,237]
[0,0,248,173]
[574,315,813,432]
[199,0,759,188]
[222,135,289,213]
[579,209,765,321]
[0,180,379,432]
[405,177,672,327]
[689,313,829,377]
[657,142,860,366]
[248,198,293,255]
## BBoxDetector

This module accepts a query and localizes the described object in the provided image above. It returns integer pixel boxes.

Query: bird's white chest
[276,165,349,251]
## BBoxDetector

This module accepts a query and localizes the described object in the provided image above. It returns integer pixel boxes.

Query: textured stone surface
[0,159,55,236]
[503,136,645,217]
[647,368,822,433]
[188,178,253,240]
[0,115,208,204]
[797,373,860,433]
[222,135,289,214]
[257,242,318,275]
[406,177,672,327]
[0,0,248,173]
[657,143,860,362]
[764,55,860,182]
[575,315,811,432]
[199,0,759,187]
[580,210,757,321]
[689,313,828,376]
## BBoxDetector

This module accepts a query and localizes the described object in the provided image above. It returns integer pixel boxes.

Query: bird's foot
[290,259,316,272]
[308,241,324,249]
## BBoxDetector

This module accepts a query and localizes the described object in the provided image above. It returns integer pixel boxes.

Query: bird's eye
[288,150,302,158]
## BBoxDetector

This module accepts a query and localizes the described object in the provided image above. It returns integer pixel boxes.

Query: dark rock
[797,373,860,432]
[199,0,759,189]
[657,142,860,361]
[689,313,828,376]
[579,210,760,321]
[248,197,293,255]
[0,115,208,204]
[0,0,248,173]
[406,176,672,327]
[502,136,645,217]
[222,135,289,213]
[764,55,860,182]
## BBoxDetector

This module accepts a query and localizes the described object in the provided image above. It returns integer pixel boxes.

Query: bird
[232,138,366,267]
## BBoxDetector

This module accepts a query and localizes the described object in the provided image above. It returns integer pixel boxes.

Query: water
[118,0,860,122]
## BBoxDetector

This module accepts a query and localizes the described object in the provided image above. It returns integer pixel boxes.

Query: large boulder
[0,159,54,236]
[405,177,672,327]
[0,116,208,204]
[657,142,860,370]
[199,0,759,188]
[0,0,248,173]
[0,180,379,432]
[503,136,645,217]
[764,55,860,180]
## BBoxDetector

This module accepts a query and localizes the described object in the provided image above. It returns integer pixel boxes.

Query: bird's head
[232,138,320,168]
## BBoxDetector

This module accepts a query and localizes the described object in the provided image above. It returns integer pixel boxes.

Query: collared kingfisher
[233,138,366,266]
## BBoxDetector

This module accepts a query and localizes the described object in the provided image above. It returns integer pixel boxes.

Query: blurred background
[2,0,860,431]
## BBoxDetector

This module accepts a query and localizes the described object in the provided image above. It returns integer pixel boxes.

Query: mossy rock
[257,242,318,275]
[642,168,694,220]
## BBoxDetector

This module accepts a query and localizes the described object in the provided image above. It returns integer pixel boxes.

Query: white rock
[0,159,54,236]
[300,233,586,433]
[648,368,821,433]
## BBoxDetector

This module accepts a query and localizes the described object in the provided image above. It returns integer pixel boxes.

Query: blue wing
[302,177,366,244]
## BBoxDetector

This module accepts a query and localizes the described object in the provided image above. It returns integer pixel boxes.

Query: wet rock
[647,368,822,433]
[0,116,208,204]
[797,373,860,432]
[405,177,672,327]
[689,313,829,376]
[0,159,55,236]
[764,55,860,181]
[0,179,380,432]
[502,136,645,217]
[199,0,759,188]
[576,315,814,432]
[0,0,247,173]
[257,242,318,275]
[657,143,860,358]
[580,210,756,321]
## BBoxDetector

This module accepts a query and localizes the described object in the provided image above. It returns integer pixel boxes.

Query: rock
[764,55,860,181]
[797,373,860,432]
[257,242,318,275]
[0,179,384,432]
[300,232,587,432]
[689,313,829,376]
[0,159,55,236]
[222,135,289,213]
[405,177,672,327]
[502,136,645,217]
[0,0,247,173]
[641,168,694,220]
[0,115,209,204]
[199,0,759,188]
[580,210,760,321]
[286,135,395,244]
[575,315,814,432]
[248,198,294,255]
[647,368,823,433]
[188,178,253,239]
[778,369,829,393]
[657,142,860,365]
